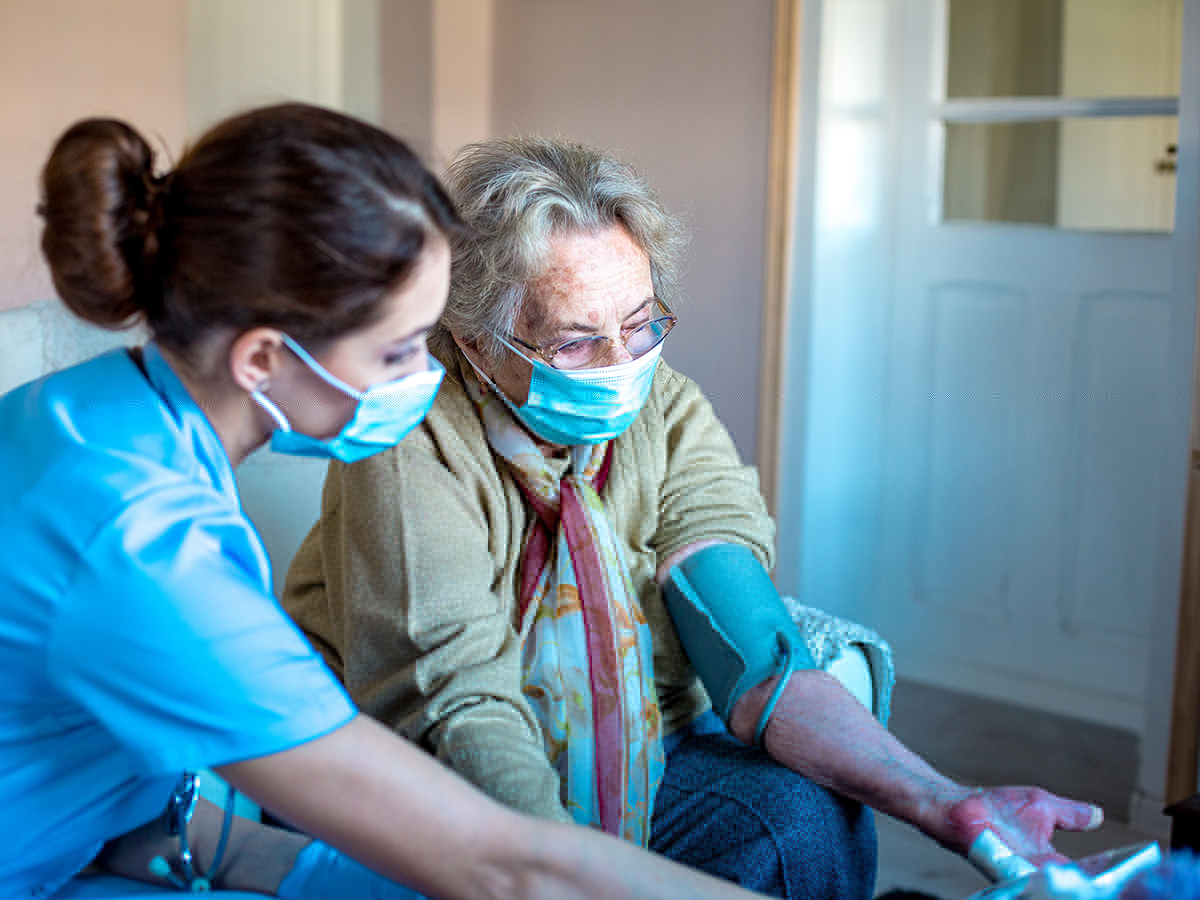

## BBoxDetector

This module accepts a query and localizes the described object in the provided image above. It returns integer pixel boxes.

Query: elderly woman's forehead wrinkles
[517,227,653,338]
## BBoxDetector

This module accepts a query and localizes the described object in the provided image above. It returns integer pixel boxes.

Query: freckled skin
[725,670,1102,868]
[486,225,656,408]
[523,226,653,356]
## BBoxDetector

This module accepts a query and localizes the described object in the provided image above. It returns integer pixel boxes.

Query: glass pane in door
[943,117,1178,231]
[946,0,1182,100]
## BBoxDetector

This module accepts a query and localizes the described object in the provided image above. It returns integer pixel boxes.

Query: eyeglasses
[502,299,677,370]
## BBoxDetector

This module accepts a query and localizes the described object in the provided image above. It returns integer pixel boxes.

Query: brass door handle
[1157,143,1179,174]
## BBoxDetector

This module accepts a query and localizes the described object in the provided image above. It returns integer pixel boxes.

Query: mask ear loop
[251,333,367,434]
[461,354,501,395]
[251,385,293,433]
[460,353,536,430]
[279,334,364,400]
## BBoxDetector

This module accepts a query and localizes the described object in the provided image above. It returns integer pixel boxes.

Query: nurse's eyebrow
[391,325,433,346]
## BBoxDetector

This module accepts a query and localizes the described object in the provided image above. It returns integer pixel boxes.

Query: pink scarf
[463,363,664,844]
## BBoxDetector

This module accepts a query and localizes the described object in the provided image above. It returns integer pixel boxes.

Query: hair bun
[39,118,168,328]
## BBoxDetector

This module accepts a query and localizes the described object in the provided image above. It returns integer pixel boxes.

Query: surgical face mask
[484,336,662,446]
[253,334,444,463]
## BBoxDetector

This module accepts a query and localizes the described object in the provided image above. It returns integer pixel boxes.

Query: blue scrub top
[0,344,355,899]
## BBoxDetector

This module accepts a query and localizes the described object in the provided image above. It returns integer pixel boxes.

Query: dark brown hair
[39,103,466,359]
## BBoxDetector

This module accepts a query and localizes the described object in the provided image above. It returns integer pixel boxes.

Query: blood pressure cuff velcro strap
[662,543,815,744]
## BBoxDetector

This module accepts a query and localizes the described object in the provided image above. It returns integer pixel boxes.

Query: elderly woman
[283,138,1102,900]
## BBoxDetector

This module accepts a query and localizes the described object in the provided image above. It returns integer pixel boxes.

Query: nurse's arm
[219,712,767,900]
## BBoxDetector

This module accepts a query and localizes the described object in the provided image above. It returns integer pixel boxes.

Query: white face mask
[483,336,663,446]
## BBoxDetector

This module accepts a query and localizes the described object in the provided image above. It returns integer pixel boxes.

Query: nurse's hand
[943,786,1104,875]
[277,840,431,899]
[96,797,308,893]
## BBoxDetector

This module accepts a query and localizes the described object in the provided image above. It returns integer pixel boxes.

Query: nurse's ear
[227,328,289,394]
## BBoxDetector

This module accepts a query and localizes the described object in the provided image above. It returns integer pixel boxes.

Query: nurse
[0,103,769,900]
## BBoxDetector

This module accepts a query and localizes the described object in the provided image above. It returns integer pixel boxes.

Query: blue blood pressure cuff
[662,543,815,744]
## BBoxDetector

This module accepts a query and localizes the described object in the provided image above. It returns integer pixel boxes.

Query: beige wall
[380,0,435,153]
[0,0,773,458]
[0,0,188,312]
[490,0,775,461]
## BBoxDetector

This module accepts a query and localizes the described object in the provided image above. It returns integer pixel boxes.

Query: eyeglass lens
[549,303,676,370]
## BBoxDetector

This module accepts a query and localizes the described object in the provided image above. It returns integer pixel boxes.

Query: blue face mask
[253,334,444,463]
[482,337,662,446]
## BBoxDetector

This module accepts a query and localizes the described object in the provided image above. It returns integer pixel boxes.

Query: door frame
[1169,3,1200,790]
[760,0,806,520]
[1170,436,1200,803]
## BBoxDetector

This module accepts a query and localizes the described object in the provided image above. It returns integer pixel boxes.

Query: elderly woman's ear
[450,332,486,372]
[451,331,532,406]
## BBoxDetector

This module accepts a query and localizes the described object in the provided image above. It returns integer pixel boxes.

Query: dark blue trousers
[650,712,877,900]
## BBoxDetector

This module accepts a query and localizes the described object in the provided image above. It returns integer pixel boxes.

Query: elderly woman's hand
[720,662,1105,883]
[942,785,1104,877]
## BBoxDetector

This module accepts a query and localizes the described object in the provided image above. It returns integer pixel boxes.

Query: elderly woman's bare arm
[727,671,1102,872]
[218,713,768,900]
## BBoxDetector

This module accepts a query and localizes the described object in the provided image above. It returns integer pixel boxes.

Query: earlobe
[451,332,487,374]
[228,328,286,394]
[454,331,532,405]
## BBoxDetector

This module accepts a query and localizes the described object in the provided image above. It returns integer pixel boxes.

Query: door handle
[1157,143,1179,174]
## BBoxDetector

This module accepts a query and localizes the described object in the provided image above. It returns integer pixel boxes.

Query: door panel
[913,282,1026,621]
[1065,293,1172,639]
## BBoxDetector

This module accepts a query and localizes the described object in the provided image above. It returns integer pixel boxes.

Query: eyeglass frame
[499,299,677,370]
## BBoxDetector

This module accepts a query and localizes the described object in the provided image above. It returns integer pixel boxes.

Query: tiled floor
[873,809,1162,898]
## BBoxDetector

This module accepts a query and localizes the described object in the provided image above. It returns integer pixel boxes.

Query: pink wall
[490,0,773,463]
[0,0,188,311]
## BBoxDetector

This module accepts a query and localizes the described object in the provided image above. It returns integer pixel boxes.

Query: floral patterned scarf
[463,364,664,845]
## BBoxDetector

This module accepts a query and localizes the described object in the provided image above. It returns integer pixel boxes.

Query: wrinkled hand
[944,786,1103,872]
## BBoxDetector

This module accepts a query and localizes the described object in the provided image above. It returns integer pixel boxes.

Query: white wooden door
[873,0,1200,732]
[784,0,1200,741]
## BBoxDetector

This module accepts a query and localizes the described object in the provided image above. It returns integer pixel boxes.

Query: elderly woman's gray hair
[432,136,689,361]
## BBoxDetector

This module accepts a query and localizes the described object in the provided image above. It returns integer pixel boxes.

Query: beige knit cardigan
[283,349,775,822]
